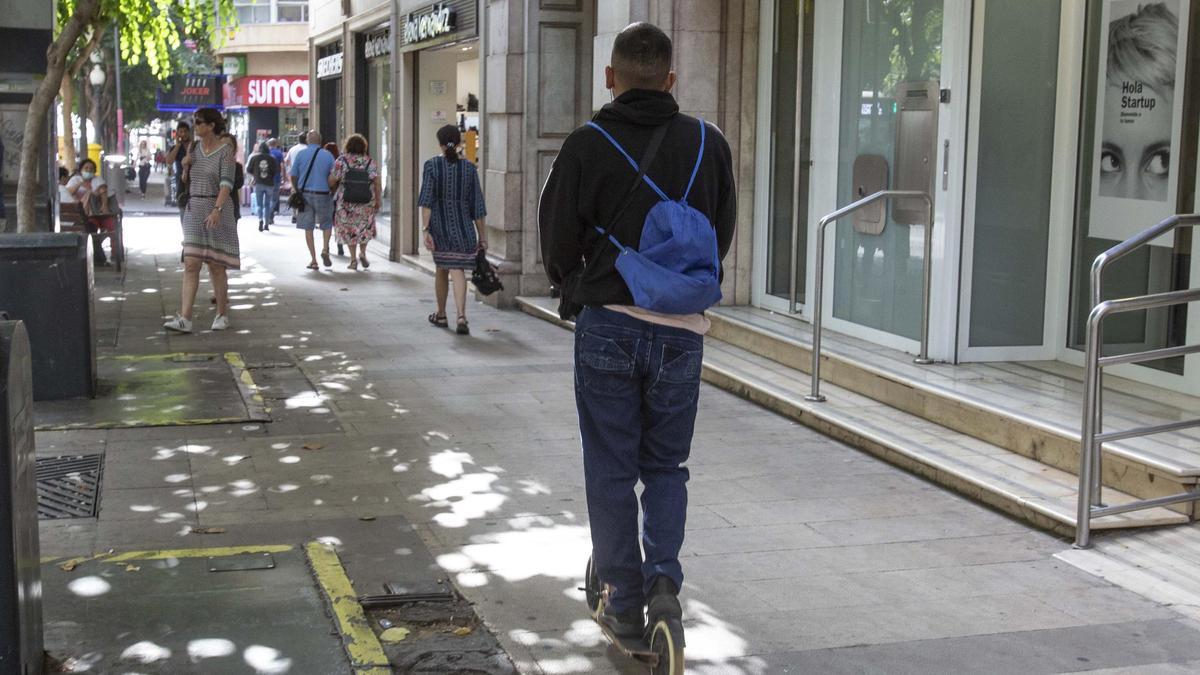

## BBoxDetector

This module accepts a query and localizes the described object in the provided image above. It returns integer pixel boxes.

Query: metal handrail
[1075,213,1200,549]
[805,190,934,402]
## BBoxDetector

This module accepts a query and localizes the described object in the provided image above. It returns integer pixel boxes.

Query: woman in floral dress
[328,134,381,270]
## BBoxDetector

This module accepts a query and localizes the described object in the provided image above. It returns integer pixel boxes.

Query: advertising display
[156,74,225,112]
[1087,0,1189,245]
[226,76,310,109]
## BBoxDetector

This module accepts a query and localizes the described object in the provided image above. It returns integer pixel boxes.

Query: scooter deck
[593,615,659,665]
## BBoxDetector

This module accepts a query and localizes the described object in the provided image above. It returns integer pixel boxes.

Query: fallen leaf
[359,515,376,521]
[303,443,324,451]
[57,559,80,572]
[191,527,226,535]
[380,627,410,642]
[119,563,141,573]
[452,626,473,637]
[339,287,349,291]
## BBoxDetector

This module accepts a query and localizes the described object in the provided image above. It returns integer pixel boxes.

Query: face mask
[81,171,94,180]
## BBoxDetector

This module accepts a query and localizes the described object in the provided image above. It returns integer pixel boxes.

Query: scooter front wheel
[584,555,601,614]
[648,618,684,675]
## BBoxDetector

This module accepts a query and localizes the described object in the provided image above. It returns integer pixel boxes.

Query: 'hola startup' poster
[1088,0,1189,247]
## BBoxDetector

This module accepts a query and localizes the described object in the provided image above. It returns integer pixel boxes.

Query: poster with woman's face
[1089,0,1188,246]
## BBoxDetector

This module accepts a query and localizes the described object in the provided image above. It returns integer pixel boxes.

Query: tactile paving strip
[36,454,103,519]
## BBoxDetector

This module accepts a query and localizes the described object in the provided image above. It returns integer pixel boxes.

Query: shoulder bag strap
[590,119,672,253]
[298,146,318,192]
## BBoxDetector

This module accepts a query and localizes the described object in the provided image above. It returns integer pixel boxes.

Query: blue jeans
[574,306,703,614]
[254,184,275,224]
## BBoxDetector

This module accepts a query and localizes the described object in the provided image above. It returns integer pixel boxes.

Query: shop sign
[317,52,343,79]
[222,56,246,78]
[403,3,456,45]
[228,76,310,108]
[156,74,225,112]
[363,29,391,60]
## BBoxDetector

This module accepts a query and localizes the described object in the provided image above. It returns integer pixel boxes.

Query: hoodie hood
[593,89,679,127]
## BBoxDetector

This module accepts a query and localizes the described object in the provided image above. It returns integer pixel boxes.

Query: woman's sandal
[306,262,320,270]
[348,259,358,270]
[456,316,470,335]
[360,257,370,269]
[428,313,448,328]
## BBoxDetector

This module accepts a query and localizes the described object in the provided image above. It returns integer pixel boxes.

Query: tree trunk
[60,78,77,172]
[16,0,101,233]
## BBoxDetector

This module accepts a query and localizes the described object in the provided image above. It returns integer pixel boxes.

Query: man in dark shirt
[538,22,736,640]
[164,120,192,215]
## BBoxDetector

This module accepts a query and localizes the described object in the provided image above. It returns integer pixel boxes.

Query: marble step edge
[705,308,1200,483]
[514,297,1187,534]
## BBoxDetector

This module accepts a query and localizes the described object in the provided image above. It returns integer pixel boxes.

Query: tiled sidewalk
[37,216,1200,674]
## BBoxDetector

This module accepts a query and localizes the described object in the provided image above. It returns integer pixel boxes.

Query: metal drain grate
[36,454,103,519]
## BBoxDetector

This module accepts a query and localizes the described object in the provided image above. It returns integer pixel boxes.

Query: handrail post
[806,190,933,403]
[914,194,935,365]
[805,215,831,402]
[1075,306,1105,548]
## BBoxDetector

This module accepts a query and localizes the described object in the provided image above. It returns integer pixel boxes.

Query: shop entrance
[414,41,480,170]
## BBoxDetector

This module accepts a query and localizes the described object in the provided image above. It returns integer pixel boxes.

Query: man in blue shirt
[289,130,336,269]
[268,137,284,220]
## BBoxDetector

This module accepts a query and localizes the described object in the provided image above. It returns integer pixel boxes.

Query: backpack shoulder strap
[586,122,670,202]
[682,118,706,204]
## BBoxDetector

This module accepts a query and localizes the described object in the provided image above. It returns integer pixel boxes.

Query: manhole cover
[36,454,103,519]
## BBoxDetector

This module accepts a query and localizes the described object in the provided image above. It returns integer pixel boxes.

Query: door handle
[942,139,950,191]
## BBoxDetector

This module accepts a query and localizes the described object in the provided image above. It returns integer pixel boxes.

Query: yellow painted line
[225,351,271,413]
[306,541,391,671]
[105,544,293,563]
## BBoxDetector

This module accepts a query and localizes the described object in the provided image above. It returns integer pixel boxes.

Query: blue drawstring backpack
[588,119,722,315]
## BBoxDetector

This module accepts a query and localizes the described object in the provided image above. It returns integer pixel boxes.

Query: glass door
[754,0,814,314]
[958,0,1063,361]
[815,0,968,358]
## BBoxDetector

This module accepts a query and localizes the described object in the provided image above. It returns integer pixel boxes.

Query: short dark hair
[611,22,672,90]
[177,120,191,130]
[343,133,368,156]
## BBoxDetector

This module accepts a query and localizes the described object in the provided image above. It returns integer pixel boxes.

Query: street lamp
[88,63,105,87]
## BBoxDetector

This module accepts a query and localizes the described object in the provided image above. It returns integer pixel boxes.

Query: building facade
[219,0,312,158]
[308,0,1200,397]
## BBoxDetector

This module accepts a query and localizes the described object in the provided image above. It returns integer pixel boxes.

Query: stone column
[481,0,595,306]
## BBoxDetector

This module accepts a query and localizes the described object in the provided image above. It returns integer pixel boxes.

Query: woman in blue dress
[419,125,488,335]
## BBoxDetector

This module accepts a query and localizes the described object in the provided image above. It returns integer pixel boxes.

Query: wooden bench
[58,201,125,272]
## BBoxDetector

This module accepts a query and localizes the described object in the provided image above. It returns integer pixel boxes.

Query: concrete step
[514,297,1188,535]
[705,307,1200,514]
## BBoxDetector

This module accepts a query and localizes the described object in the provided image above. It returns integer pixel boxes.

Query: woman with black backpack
[327,133,381,270]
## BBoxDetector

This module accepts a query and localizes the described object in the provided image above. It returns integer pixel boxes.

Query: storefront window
[367,58,391,216]
[1067,0,1197,374]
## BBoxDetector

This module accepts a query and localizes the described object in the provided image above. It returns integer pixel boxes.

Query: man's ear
[605,65,616,91]
[665,71,677,92]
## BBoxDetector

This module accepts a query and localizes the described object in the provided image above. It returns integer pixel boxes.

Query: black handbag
[556,120,670,321]
[472,248,504,296]
[177,142,197,211]
[288,147,318,212]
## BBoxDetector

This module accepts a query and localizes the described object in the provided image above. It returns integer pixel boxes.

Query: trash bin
[86,143,102,172]
[103,154,127,206]
[0,233,96,400]
[0,320,44,675]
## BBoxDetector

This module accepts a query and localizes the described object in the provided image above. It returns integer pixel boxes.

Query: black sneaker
[598,604,645,639]
[646,576,682,623]
[258,219,264,232]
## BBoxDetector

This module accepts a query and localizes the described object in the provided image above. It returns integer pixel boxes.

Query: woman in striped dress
[163,107,239,333]
[419,125,488,335]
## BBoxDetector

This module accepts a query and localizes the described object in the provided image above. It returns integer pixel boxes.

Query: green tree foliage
[16,0,236,231]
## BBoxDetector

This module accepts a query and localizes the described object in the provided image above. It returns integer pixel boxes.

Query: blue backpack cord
[682,120,705,205]
[585,122,672,202]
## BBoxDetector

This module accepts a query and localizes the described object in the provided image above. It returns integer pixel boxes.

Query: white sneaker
[163,315,193,333]
[211,314,230,331]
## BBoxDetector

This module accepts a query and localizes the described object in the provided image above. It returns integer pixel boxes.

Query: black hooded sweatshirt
[538,89,736,309]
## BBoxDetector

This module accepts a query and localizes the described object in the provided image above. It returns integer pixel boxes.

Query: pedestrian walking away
[418,124,488,335]
[163,107,239,334]
[137,140,152,198]
[268,138,284,219]
[325,141,346,257]
[249,141,279,231]
[328,133,381,270]
[219,133,245,222]
[289,130,336,270]
[538,21,736,668]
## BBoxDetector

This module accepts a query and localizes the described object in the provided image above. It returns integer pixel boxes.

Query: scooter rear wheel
[648,618,684,675]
